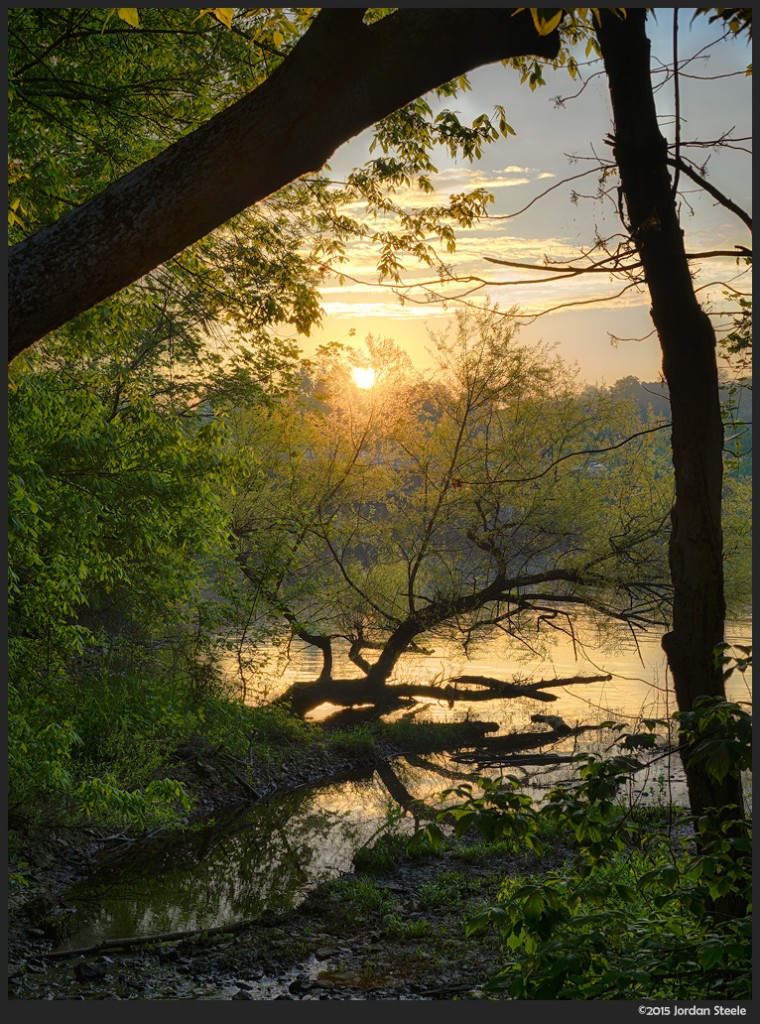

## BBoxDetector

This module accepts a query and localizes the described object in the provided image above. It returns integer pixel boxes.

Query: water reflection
[55,742,689,951]
[57,622,750,951]
[56,779,382,951]
[227,622,752,731]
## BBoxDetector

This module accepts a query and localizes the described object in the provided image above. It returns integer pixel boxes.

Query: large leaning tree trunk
[595,10,745,826]
[7,8,558,362]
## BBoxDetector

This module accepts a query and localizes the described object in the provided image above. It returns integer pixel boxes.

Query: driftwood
[451,673,612,702]
[278,678,402,717]
[37,912,288,960]
[279,672,614,718]
[452,752,580,769]
[530,713,571,735]
[451,725,595,768]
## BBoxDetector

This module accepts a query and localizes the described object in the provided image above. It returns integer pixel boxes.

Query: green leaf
[530,9,563,35]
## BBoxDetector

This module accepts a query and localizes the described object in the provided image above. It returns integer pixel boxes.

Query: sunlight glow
[352,366,376,389]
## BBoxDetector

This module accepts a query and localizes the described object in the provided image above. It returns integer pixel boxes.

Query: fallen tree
[278,672,613,719]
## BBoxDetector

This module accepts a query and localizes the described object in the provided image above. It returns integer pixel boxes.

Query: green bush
[420,700,751,1000]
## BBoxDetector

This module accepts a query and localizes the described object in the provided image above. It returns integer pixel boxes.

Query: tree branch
[666,157,752,232]
[9,8,559,360]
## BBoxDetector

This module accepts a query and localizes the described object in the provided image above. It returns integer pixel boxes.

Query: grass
[418,870,486,912]
[325,877,396,920]
[385,915,435,940]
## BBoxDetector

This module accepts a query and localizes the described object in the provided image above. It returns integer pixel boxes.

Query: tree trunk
[364,619,426,688]
[595,10,744,825]
[282,614,333,684]
[8,8,558,361]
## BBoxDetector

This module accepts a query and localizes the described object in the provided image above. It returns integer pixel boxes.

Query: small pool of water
[51,726,698,955]
[50,619,752,955]
[52,768,404,952]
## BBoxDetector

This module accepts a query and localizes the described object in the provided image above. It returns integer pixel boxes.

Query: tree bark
[282,614,333,685]
[595,10,745,825]
[8,8,558,361]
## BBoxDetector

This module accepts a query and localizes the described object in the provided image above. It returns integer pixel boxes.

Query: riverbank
[8,715,520,999]
[9,827,576,1001]
[9,732,752,1001]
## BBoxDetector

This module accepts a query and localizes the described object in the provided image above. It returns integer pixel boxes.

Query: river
[228,618,753,729]
[50,619,751,953]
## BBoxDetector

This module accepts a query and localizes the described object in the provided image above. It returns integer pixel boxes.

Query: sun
[352,366,376,390]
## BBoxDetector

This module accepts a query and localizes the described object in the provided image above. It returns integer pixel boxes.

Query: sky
[294,9,752,387]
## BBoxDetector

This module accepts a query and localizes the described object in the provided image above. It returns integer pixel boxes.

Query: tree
[7,6,750,832]
[7,7,559,358]
[593,8,749,828]
[229,310,674,715]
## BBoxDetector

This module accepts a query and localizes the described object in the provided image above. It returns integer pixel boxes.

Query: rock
[289,973,312,994]
[326,970,362,987]
[232,990,255,1000]
[158,946,179,964]
[74,961,108,982]
[314,946,340,960]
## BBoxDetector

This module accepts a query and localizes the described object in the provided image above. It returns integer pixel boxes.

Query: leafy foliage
[424,701,752,999]
[229,308,676,680]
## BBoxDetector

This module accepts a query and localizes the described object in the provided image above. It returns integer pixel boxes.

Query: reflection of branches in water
[376,727,607,817]
[375,761,440,824]
[403,753,475,783]
[61,803,321,945]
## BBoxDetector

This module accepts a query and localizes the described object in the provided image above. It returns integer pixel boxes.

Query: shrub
[420,701,752,1000]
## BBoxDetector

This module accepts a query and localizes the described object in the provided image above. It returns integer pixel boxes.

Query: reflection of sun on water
[352,366,376,389]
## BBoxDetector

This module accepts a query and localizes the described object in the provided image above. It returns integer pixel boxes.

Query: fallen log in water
[450,673,612,702]
[277,678,400,717]
[452,751,580,769]
[450,725,595,767]
[278,672,613,717]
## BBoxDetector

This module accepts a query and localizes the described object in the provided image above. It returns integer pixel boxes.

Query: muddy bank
[8,832,573,1001]
[6,722,491,992]
[8,716,582,1000]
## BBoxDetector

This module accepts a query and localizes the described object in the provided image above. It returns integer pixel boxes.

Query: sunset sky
[298,10,752,386]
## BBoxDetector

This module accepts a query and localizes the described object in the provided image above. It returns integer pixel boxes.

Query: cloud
[331,164,559,215]
[320,300,451,320]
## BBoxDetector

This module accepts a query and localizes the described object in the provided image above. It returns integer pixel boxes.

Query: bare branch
[489,165,612,221]
[470,422,671,486]
[667,157,752,232]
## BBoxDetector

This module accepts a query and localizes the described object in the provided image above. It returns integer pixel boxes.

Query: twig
[38,915,278,960]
